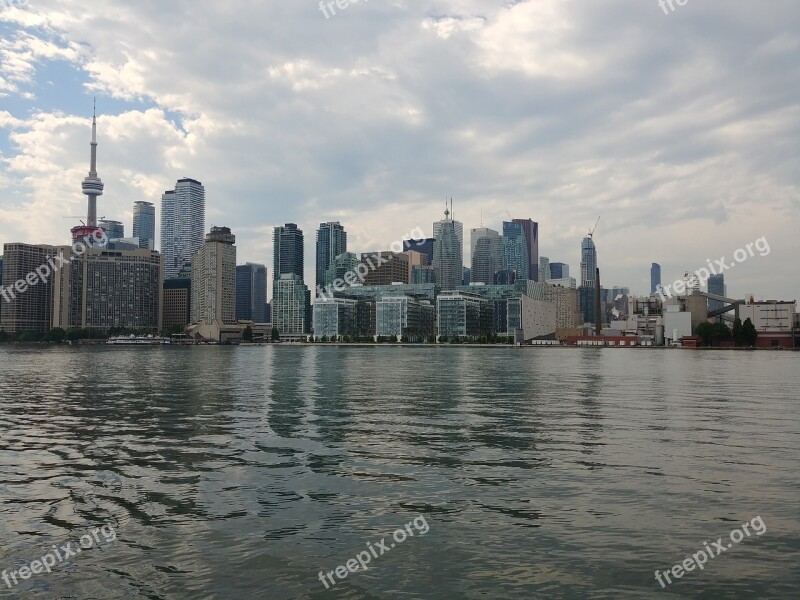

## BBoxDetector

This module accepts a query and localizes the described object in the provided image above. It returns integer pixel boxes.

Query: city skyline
[0,2,798,302]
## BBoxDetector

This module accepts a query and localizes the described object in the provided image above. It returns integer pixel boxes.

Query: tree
[732,318,743,346]
[46,328,67,344]
[712,322,731,341]
[271,327,280,342]
[696,322,714,346]
[742,318,758,347]
[242,325,253,342]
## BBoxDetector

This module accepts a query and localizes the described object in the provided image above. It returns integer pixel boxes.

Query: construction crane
[588,216,601,238]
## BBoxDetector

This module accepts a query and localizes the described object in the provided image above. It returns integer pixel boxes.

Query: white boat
[107,334,171,345]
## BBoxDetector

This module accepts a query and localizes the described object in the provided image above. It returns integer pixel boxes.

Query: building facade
[191,227,237,326]
[316,222,347,288]
[273,223,304,281]
[375,295,435,340]
[471,227,502,285]
[313,297,357,339]
[236,263,268,322]
[433,209,464,291]
[437,292,491,339]
[99,219,124,241]
[362,251,409,285]
[52,246,163,331]
[550,262,569,280]
[403,238,435,265]
[273,274,311,335]
[163,278,191,331]
[133,201,156,250]
[0,244,56,333]
[580,236,598,288]
[651,263,662,296]
[539,256,550,283]
[512,218,539,281]
[160,178,206,279]
[502,221,529,281]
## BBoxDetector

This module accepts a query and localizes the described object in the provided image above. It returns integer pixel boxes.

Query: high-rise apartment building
[133,201,156,250]
[191,227,237,326]
[324,252,360,288]
[52,246,163,331]
[161,178,206,279]
[316,222,347,288]
[471,227,502,285]
[432,208,463,291]
[512,218,539,281]
[651,263,662,296]
[273,274,311,335]
[502,221,529,280]
[273,223,304,281]
[0,244,56,333]
[236,263,268,322]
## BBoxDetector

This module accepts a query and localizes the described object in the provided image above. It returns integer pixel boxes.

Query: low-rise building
[313,297,357,339]
[375,295,435,340]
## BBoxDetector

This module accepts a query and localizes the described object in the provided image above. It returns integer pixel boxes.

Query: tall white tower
[81,99,104,228]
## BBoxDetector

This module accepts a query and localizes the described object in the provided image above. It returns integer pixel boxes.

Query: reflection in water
[0,345,798,599]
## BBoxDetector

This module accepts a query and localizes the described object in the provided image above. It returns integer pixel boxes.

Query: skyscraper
[191,227,237,326]
[512,218,539,281]
[99,219,124,240]
[236,263,268,322]
[502,221,529,280]
[316,222,347,288]
[580,235,598,288]
[273,274,311,335]
[52,245,163,331]
[273,223,304,281]
[708,273,725,322]
[550,262,569,280]
[539,256,550,283]
[432,207,463,291]
[0,244,56,333]
[471,227,502,285]
[133,201,156,250]
[651,263,662,296]
[161,178,206,279]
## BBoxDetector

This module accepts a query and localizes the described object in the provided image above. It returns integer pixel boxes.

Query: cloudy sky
[1,0,798,301]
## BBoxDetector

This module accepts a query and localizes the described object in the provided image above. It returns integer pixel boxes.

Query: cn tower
[71,100,105,242]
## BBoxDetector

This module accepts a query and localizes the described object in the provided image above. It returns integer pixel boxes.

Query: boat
[106,334,171,346]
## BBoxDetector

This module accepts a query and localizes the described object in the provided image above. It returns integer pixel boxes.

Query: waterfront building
[133,201,156,250]
[437,291,492,339]
[375,295,435,340]
[316,222,347,288]
[236,263,268,323]
[52,246,162,331]
[273,274,311,335]
[313,296,357,339]
[161,178,206,279]
[163,278,191,331]
[507,294,557,341]
[273,223,304,281]
[651,263,662,296]
[191,227,237,327]
[433,207,464,291]
[0,244,56,333]
[739,300,797,348]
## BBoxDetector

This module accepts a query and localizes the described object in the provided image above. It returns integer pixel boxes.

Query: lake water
[0,346,798,599]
